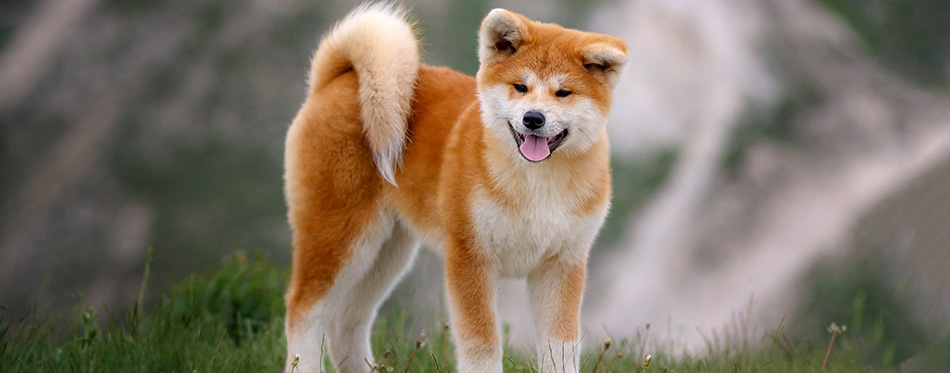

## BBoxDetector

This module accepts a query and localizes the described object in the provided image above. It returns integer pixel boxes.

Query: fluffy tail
[309,3,419,186]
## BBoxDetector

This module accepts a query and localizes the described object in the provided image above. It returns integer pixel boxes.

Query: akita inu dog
[283,3,627,372]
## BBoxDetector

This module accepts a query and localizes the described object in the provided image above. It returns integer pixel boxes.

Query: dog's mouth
[508,123,568,162]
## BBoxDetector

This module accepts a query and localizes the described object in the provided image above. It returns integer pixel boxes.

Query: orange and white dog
[283,4,627,372]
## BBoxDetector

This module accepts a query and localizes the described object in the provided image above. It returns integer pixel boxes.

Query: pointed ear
[478,9,527,64]
[581,39,628,88]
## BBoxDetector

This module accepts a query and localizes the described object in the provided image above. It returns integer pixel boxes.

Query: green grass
[795,248,940,369]
[1,252,286,371]
[0,253,899,372]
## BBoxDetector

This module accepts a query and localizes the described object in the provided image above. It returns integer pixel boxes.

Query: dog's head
[476,9,628,163]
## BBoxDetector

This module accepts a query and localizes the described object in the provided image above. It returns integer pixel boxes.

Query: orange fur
[552,261,587,341]
[284,7,627,373]
[283,71,384,327]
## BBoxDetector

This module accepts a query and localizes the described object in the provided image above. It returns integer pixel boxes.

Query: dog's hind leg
[328,220,419,372]
[284,209,394,373]
[283,75,396,372]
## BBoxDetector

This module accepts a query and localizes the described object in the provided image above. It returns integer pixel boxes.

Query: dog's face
[476,9,628,163]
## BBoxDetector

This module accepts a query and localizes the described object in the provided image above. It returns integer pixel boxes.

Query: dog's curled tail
[309,3,419,186]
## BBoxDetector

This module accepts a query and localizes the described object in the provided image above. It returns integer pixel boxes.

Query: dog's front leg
[527,257,587,373]
[445,237,502,373]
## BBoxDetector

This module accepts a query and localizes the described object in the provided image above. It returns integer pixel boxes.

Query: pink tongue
[519,134,551,161]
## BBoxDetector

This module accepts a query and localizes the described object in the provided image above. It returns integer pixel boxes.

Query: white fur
[286,211,420,373]
[470,187,606,277]
[309,3,419,186]
[456,353,504,373]
[478,75,609,162]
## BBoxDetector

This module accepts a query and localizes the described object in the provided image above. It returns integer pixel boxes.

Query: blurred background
[1,0,948,369]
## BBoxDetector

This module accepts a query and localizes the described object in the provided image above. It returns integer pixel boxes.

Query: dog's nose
[523,111,545,130]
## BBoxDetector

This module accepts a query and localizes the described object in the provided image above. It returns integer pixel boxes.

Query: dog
[283,4,627,372]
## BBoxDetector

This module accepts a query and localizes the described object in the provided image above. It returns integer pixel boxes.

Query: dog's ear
[580,38,628,89]
[479,9,527,64]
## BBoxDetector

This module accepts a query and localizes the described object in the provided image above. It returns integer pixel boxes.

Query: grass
[795,248,939,369]
[0,253,903,372]
[1,252,286,371]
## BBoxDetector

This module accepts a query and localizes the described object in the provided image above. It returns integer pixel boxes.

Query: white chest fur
[469,187,607,278]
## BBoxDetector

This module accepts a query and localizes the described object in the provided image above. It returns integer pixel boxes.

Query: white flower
[827,322,847,334]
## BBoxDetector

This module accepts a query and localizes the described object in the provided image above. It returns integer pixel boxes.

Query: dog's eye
[555,89,572,98]
[513,84,528,93]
